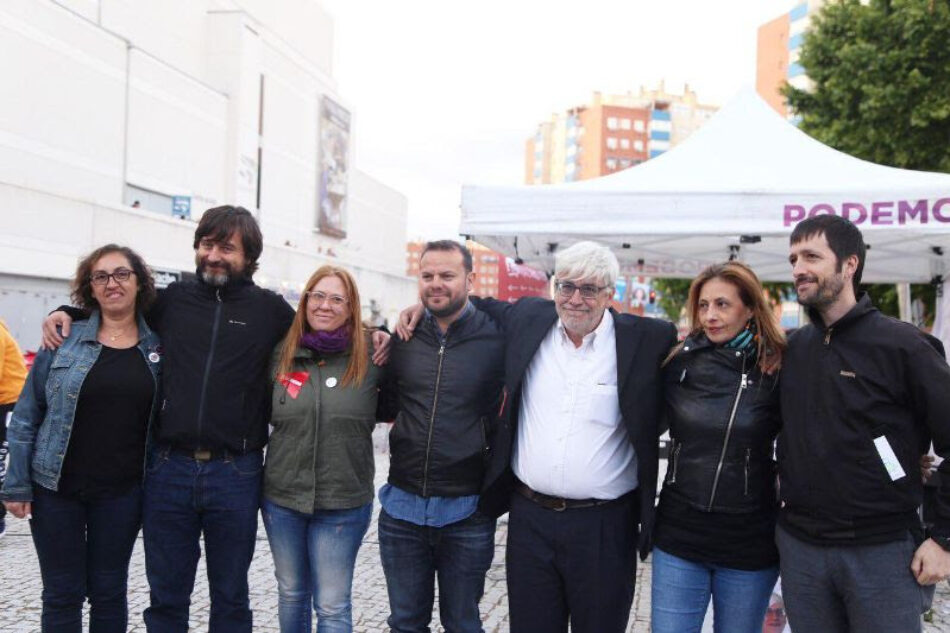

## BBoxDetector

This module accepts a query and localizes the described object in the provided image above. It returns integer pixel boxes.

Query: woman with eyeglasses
[262,265,391,633]
[650,261,785,633]
[0,244,161,632]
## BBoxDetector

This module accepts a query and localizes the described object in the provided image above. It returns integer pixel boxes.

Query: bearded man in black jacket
[43,207,296,633]
[777,214,950,633]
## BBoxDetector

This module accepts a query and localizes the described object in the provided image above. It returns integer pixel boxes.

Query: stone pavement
[2,447,950,632]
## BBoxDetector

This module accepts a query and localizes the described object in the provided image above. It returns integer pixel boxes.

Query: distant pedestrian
[0,317,27,538]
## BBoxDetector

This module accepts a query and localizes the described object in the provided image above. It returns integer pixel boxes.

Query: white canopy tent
[460,89,950,285]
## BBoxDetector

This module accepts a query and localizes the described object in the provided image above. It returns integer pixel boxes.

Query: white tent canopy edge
[459,88,950,284]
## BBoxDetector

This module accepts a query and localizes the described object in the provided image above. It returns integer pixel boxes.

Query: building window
[606,137,618,149]
[620,138,630,149]
[619,159,631,168]
[606,157,618,170]
[606,117,619,130]
[620,118,632,130]
[634,140,644,152]
[634,120,645,132]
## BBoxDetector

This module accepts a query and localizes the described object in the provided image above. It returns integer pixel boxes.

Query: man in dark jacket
[381,240,505,633]
[473,241,676,633]
[44,207,295,633]
[777,214,950,632]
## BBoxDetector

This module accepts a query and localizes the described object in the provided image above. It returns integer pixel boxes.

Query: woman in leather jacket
[651,261,786,633]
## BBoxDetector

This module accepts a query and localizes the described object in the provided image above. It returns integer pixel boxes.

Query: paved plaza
[2,446,950,632]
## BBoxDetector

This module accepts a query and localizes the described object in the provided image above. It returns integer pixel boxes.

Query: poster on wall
[317,96,350,238]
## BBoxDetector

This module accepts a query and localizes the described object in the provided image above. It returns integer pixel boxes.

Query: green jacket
[263,343,386,513]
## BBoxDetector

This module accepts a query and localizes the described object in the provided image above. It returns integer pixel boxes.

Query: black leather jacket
[386,306,505,497]
[662,334,780,513]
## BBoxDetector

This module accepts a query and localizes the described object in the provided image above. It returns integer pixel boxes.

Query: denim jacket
[0,311,161,501]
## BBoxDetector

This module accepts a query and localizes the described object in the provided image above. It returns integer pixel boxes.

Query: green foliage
[651,278,692,322]
[782,0,950,172]
[862,282,937,324]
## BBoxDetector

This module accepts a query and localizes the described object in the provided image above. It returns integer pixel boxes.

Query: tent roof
[460,89,950,282]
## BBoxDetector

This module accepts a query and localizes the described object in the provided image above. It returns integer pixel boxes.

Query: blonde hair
[665,261,786,365]
[275,265,368,387]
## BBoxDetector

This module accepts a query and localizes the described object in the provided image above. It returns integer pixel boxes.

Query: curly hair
[71,244,157,313]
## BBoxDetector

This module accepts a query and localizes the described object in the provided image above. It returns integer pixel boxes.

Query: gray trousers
[776,524,934,633]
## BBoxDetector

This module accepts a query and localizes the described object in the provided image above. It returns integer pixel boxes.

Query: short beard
[797,274,846,311]
[424,294,467,319]
[200,270,230,287]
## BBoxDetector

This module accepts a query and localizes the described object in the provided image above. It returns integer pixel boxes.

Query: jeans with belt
[142,447,263,633]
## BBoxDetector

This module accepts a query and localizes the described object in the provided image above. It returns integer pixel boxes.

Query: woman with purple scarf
[262,265,392,633]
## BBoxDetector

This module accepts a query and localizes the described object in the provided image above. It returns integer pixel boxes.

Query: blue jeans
[30,484,143,633]
[142,448,263,633]
[261,498,372,633]
[378,508,496,633]
[650,547,779,633]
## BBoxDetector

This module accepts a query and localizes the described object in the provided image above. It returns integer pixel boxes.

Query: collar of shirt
[555,308,614,353]
[424,299,475,342]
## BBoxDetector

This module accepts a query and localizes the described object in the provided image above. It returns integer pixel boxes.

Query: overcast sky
[319,0,794,240]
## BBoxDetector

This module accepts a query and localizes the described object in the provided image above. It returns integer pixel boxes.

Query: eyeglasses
[306,290,348,308]
[554,281,609,299]
[90,269,135,286]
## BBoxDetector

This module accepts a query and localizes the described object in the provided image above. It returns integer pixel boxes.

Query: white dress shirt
[512,311,638,500]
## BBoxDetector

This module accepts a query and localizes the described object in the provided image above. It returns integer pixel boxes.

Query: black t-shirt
[58,346,154,498]
[653,492,779,570]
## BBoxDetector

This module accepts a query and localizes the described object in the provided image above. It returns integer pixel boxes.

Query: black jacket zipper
[707,356,748,510]
[744,448,751,496]
[195,288,223,447]
[668,441,682,484]
[421,338,447,496]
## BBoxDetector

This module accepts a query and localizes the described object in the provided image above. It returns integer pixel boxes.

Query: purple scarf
[300,326,351,354]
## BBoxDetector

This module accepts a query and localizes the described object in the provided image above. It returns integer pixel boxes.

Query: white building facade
[0,0,415,349]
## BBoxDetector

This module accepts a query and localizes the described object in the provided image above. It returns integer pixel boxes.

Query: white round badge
[325,377,338,388]
[148,352,161,363]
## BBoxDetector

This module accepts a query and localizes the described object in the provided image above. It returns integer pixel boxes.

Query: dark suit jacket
[473,296,677,559]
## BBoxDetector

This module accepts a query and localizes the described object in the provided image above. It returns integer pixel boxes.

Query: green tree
[782,0,950,172]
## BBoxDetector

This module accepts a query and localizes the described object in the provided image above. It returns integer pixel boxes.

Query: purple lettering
[808,204,835,217]
[934,198,950,222]
[783,204,806,227]
[842,202,867,224]
[871,201,894,225]
[897,199,927,224]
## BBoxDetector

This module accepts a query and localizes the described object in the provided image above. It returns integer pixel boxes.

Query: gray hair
[554,241,619,287]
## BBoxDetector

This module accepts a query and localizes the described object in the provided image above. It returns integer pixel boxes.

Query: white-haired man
[471,241,675,633]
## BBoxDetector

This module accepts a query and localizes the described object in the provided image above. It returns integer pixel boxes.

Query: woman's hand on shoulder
[371,330,391,366]
[759,347,782,375]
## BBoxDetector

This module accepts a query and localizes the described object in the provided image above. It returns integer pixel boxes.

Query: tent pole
[896,282,912,323]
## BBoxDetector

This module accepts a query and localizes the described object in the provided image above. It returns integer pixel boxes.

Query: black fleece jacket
[778,294,950,544]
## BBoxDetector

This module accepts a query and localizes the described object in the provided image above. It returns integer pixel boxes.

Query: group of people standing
[0,206,949,633]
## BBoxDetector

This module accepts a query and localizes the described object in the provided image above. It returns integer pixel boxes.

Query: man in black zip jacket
[44,207,295,633]
[380,240,505,633]
[777,214,950,633]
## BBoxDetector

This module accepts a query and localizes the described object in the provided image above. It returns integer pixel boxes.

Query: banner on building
[317,96,350,238]
[498,257,548,302]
